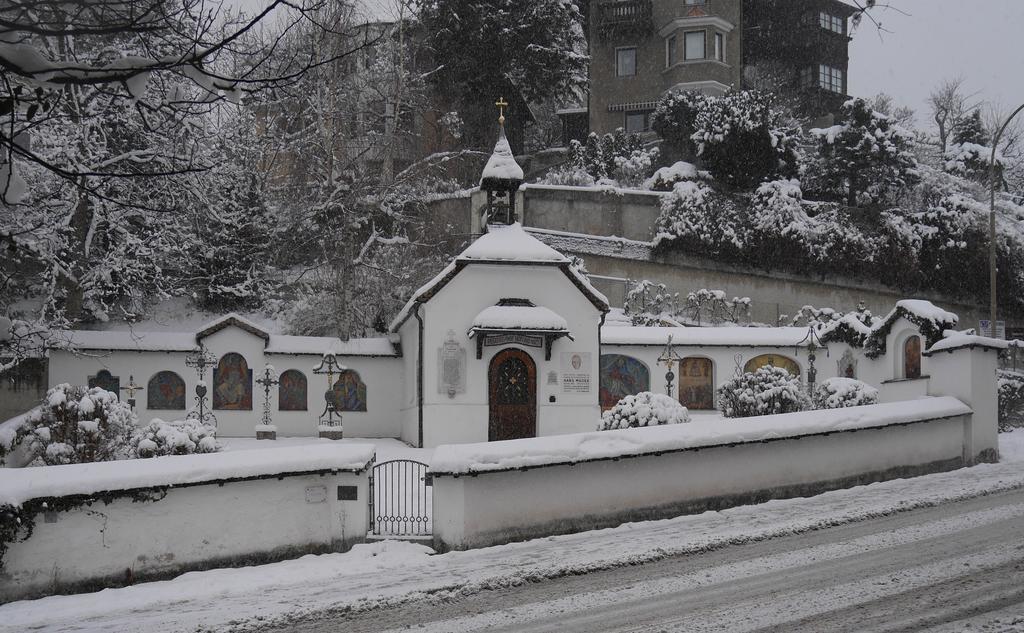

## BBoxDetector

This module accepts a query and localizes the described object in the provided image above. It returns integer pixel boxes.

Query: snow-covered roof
[430,397,972,476]
[389,224,609,332]
[49,327,398,357]
[886,300,959,327]
[925,333,1018,356]
[479,127,524,186]
[601,326,814,348]
[459,223,567,263]
[196,313,270,341]
[265,335,398,356]
[0,445,376,507]
[470,303,569,334]
[49,329,199,353]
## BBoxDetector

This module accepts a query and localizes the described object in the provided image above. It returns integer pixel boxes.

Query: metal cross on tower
[495,96,508,125]
[185,344,218,426]
[255,364,280,427]
[119,375,144,411]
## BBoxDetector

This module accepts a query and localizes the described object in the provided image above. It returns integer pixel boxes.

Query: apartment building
[575,0,856,138]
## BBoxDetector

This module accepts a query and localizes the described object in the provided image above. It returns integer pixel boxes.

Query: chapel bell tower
[479,97,524,229]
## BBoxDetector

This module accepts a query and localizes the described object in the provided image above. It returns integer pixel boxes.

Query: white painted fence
[0,445,374,602]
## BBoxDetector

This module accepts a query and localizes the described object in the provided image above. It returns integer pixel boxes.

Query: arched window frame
[278,369,308,411]
[678,356,715,410]
[599,353,651,410]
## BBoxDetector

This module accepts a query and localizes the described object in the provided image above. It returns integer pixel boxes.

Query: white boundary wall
[430,398,974,551]
[0,445,373,602]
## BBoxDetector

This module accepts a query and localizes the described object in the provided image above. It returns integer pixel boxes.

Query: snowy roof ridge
[458,223,568,263]
[0,444,376,508]
[925,333,1020,356]
[429,397,972,476]
[196,313,271,341]
[479,126,524,186]
[602,326,814,348]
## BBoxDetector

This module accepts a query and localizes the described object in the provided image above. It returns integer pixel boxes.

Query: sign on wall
[561,352,592,393]
[438,331,467,397]
[979,320,1006,339]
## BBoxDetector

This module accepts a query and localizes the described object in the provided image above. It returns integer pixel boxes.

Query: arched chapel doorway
[488,348,537,442]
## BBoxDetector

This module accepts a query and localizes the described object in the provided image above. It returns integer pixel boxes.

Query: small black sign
[337,485,358,501]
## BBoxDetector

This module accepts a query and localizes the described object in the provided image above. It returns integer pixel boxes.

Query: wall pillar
[926,342,1001,464]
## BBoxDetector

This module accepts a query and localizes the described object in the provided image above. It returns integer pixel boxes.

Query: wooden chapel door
[488,348,537,441]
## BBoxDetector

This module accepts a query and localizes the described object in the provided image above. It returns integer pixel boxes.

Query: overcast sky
[848,0,1024,129]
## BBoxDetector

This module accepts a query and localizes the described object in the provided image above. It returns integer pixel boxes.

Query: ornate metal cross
[312,352,346,432]
[495,96,508,124]
[120,375,143,411]
[255,364,280,427]
[657,334,683,396]
[185,344,218,426]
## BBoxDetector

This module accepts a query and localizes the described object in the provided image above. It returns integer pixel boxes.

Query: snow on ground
[2,430,1023,633]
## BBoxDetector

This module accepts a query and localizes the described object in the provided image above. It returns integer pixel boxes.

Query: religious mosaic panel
[679,357,714,410]
[837,349,857,379]
[744,354,800,378]
[88,370,120,399]
[147,371,186,410]
[213,352,253,410]
[904,336,922,380]
[328,370,367,412]
[278,369,308,411]
[599,354,650,410]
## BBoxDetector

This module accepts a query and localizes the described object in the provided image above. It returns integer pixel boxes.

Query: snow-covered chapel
[43,121,988,448]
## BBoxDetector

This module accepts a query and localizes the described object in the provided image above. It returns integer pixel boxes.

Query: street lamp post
[989,102,1024,337]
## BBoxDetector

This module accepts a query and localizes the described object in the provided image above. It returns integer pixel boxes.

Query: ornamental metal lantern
[657,334,684,396]
[796,323,828,394]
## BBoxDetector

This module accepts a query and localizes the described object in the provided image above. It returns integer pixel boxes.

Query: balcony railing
[597,0,653,41]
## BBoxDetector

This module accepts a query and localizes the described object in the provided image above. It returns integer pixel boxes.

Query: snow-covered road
[2,431,1024,633]
[310,489,1024,633]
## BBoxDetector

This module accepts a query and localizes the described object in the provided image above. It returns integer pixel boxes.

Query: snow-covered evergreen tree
[811,98,919,207]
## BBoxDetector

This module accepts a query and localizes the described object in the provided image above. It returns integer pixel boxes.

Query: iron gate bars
[370,459,432,536]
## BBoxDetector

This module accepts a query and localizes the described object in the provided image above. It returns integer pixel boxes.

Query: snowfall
[1,431,1023,633]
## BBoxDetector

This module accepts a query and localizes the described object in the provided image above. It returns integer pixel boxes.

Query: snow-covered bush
[624,280,678,326]
[15,384,136,466]
[944,143,1003,185]
[132,418,220,458]
[998,371,1024,432]
[654,181,749,259]
[538,165,596,187]
[717,366,810,418]
[644,161,701,191]
[598,392,691,430]
[652,90,798,188]
[680,289,751,326]
[812,377,879,410]
[560,129,657,185]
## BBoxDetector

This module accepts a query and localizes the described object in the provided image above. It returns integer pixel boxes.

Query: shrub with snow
[812,377,879,410]
[133,418,220,458]
[998,371,1024,432]
[717,366,810,418]
[644,161,701,191]
[15,384,136,466]
[553,129,658,187]
[598,392,691,431]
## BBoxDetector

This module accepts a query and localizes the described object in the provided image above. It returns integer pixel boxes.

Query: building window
[818,64,844,93]
[819,12,845,34]
[625,111,650,133]
[615,47,636,77]
[684,31,705,60]
[666,34,677,67]
[714,32,724,62]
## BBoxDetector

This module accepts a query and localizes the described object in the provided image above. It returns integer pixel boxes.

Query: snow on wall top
[265,335,398,356]
[471,305,569,332]
[429,397,972,476]
[601,326,814,348]
[458,223,567,263]
[0,444,376,508]
[480,128,524,184]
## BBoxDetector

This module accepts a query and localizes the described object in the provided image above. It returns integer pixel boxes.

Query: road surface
[281,487,1024,633]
